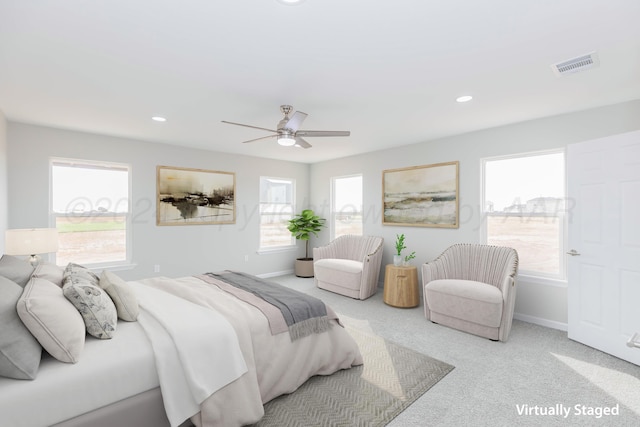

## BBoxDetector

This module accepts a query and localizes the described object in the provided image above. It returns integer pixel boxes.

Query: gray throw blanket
[203,271,331,341]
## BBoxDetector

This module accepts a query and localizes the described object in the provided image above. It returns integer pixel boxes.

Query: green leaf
[288,209,326,258]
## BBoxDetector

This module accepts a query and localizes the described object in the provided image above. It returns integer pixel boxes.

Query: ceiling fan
[222,105,350,149]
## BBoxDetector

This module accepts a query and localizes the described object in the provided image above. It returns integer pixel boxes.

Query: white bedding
[0,274,363,427]
[0,321,159,427]
[131,282,248,427]
[137,275,363,427]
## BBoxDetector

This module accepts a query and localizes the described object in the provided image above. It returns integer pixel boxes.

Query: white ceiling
[1,0,639,164]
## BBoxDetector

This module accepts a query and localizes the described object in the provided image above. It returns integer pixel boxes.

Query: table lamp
[5,228,59,266]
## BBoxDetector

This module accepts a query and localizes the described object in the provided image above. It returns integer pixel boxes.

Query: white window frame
[480,149,567,283]
[50,157,133,269]
[258,176,296,252]
[331,174,363,240]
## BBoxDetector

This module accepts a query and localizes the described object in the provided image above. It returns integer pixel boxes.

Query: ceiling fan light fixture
[277,136,296,146]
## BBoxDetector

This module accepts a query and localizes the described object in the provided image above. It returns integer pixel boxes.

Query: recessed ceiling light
[456,95,473,103]
[276,0,305,5]
[152,116,167,122]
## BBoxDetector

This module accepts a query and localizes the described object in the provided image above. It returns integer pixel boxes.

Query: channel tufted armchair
[422,243,519,342]
[313,235,384,300]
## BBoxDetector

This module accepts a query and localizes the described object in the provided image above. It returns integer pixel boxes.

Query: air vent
[552,51,599,76]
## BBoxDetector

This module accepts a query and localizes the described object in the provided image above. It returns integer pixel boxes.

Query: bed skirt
[51,388,192,427]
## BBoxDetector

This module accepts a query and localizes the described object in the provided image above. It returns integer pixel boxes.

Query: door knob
[566,249,581,256]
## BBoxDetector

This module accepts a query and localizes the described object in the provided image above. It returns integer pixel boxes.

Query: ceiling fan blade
[241,135,277,144]
[283,111,308,132]
[221,120,277,133]
[294,137,312,149]
[296,130,350,137]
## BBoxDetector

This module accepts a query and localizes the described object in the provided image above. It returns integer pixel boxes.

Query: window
[259,177,295,249]
[51,159,131,267]
[482,150,566,279]
[331,174,363,239]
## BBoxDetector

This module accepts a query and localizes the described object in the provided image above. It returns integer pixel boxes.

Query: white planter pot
[393,255,402,266]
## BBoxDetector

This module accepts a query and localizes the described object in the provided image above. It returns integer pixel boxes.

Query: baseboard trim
[258,269,294,279]
[514,312,567,332]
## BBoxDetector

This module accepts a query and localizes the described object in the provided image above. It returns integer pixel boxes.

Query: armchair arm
[363,241,383,262]
[498,274,516,294]
[498,274,517,341]
[358,239,384,300]
[313,241,337,261]
[421,259,449,284]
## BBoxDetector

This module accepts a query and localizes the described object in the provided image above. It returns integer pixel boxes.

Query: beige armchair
[313,235,384,300]
[422,244,519,342]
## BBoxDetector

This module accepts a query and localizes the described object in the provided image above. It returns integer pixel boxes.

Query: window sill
[517,273,567,288]
[84,262,138,273]
[256,245,297,255]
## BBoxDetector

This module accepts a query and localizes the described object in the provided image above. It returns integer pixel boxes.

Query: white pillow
[32,262,65,287]
[0,254,34,287]
[17,277,86,363]
[0,276,42,379]
[99,271,139,322]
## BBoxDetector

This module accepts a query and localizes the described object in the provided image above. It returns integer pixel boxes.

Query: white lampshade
[5,228,59,256]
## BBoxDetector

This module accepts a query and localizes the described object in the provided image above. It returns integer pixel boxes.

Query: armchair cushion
[425,279,503,328]
[314,259,363,292]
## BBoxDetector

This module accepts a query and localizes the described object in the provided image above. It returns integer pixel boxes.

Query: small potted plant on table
[394,234,406,266]
[394,233,416,267]
[288,209,326,277]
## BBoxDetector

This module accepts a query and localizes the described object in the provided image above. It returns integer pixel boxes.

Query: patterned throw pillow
[63,263,101,287]
[63,263,117,339]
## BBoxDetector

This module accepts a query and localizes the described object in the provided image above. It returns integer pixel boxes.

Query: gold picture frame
[157,166,236,226]
[382,161,459,228]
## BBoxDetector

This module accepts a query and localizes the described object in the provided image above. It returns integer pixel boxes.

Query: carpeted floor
[253,317,454,427]
[269,274,640,427]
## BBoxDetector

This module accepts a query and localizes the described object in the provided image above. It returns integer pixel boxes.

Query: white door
[567,130,640,366]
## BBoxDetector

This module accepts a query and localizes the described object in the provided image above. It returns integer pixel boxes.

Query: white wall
[310,99,640,329]
[0,110,7,253]
[6,123,310,280]
[6,100,640,327]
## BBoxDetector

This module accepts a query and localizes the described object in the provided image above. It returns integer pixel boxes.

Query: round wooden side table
[383,264,420,308]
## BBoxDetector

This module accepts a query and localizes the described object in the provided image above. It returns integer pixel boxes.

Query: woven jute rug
[252,317,454,427]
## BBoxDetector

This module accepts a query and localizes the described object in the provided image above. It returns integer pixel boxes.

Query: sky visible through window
[52,165,129,213]
[485,152,564,211]
[334,175,362,213]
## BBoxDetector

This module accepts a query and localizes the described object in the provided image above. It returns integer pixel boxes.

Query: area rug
[252,317,454,426]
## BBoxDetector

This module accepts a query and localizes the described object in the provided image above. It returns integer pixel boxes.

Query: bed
[0,258,363,427]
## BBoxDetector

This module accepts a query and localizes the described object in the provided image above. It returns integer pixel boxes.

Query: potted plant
[394,234,406,266]
[288,209,326,277]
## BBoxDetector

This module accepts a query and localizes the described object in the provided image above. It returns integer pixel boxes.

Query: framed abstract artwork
[382,161,459,228]
[157,166,236,225]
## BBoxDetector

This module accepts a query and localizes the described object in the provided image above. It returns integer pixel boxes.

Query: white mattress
[0,321,159,427]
